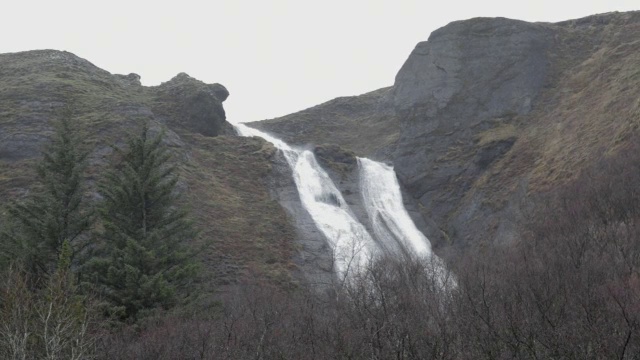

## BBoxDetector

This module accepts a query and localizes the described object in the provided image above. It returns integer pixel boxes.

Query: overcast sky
[2,1,638,123]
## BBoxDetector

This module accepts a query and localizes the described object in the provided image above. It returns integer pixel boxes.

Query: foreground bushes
[4,213,640,360]
[92,143,640,359]
[0,265,100,359]
[97,257,457,360]
[94,234,640,359]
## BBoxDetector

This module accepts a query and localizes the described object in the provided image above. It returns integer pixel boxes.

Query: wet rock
[313,143,357,174]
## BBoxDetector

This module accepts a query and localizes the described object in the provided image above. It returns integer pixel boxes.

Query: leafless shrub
[0,266,99,360]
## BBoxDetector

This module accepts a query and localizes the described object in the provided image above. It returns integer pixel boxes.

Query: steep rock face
[392,12,640,249]
[391,18,554,248]
[393,18,551,115]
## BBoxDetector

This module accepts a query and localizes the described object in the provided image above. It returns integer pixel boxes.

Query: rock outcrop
[0,50,232,170]
[393,18,551,114]
[150,72,232,136]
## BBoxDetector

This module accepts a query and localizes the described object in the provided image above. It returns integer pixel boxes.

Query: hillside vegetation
[0,50,296,290]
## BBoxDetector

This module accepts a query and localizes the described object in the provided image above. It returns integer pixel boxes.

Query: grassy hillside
[180,134,295,287]
[0,50,297,292]
[462,12,640,236]
[249,87,399,159]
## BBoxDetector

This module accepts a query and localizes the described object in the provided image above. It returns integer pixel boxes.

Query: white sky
[1,1,638,123]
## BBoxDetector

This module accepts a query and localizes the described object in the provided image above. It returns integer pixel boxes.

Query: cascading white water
[357,158,431,257]
[235,124,376,278]
[235,123,453,288]
[358,157,455,289]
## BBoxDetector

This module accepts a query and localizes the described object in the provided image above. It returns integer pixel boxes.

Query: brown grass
[250,87,398,159]
[179,133,297,288]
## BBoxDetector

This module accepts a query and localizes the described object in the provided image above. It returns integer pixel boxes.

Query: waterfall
[358,157,454,289]
[357,158,431,257]
[235,124,376,278]
[235,123,452,287]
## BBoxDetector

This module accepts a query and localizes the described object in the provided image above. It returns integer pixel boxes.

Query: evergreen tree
[88,121,198,320]
[0,113,92,278]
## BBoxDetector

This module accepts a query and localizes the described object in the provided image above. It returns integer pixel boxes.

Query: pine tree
[0,113,92,278]
[88,121,198,320]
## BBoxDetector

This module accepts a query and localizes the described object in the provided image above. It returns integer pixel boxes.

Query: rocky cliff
[0,50,296,287]
[391,16,555,250]
[253,11,640,254]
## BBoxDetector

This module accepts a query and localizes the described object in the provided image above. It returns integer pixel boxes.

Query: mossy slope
[0,49,296,290]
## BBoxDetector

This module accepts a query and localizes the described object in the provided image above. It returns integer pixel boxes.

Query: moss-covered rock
[149,72,231,137]
[313,143,357,175]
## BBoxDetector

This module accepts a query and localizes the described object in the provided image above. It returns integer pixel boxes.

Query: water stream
[357,157,432,257]
[235,123,451,286]
[235,124,376,278]
[358,157,454,289]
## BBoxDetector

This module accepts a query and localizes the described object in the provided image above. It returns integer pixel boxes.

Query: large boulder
[392,17,553,187]
[150,72,232,137]
[390,18,554,248]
